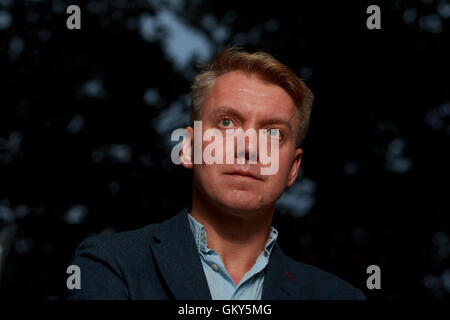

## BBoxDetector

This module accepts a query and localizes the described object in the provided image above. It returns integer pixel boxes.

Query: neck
[190,186,275,285]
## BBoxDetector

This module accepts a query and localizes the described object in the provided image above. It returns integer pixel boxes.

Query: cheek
[271,152,293,185]
[193,164,223,189]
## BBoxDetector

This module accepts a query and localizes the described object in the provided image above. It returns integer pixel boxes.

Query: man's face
[184,70,303,216]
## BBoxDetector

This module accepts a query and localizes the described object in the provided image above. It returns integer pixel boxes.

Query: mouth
[225,170,263,181]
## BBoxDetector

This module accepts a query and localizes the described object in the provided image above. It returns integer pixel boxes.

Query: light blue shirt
[187,213,278,300]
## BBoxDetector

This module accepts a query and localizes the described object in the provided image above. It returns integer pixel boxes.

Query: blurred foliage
[0,0,449,299]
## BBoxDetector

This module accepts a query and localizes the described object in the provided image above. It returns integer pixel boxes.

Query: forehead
[201,70,298,121]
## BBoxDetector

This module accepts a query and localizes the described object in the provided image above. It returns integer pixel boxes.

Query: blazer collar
[150,207,212,300]
[150,206,298,300]
[261,243,299,300]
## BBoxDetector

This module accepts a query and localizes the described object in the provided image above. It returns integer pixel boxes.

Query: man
[67,48,366,300]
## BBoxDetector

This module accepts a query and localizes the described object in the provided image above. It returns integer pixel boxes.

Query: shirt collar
[187,212,278,256]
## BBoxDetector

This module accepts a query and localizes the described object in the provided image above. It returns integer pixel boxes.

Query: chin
[217,189,267,214]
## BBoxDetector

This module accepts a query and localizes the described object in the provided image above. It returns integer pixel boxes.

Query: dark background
[0,0,448,300]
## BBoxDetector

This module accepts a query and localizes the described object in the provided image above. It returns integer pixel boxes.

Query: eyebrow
[210,105,293,132]
[210,105,243,120]
[259,117,293,132]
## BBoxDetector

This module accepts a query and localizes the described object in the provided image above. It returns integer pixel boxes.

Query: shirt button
[264,250,269,257]
[200,233,205,242]
[211,263,219,271]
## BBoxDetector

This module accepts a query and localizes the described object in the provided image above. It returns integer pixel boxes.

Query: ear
[286,148,303,187]
[181,126,194,169]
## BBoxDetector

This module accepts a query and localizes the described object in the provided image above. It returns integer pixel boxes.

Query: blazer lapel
[262,243,299,300]
[149,208,212,300]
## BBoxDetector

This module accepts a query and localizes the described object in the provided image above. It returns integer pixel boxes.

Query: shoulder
[282,253,366,300]
[73,223,159,259]
[71,210,188,273]
[67,223,164,299]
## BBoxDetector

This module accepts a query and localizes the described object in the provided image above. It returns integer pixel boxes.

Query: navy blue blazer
[67,207,366,300]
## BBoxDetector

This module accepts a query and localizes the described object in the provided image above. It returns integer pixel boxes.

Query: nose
[234,128,259,164]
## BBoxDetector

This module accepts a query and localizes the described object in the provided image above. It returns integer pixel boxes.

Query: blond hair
[190,47,314,146]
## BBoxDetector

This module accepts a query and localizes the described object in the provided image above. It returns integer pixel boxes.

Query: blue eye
[268,128,280,138]
[220,118,234,128]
